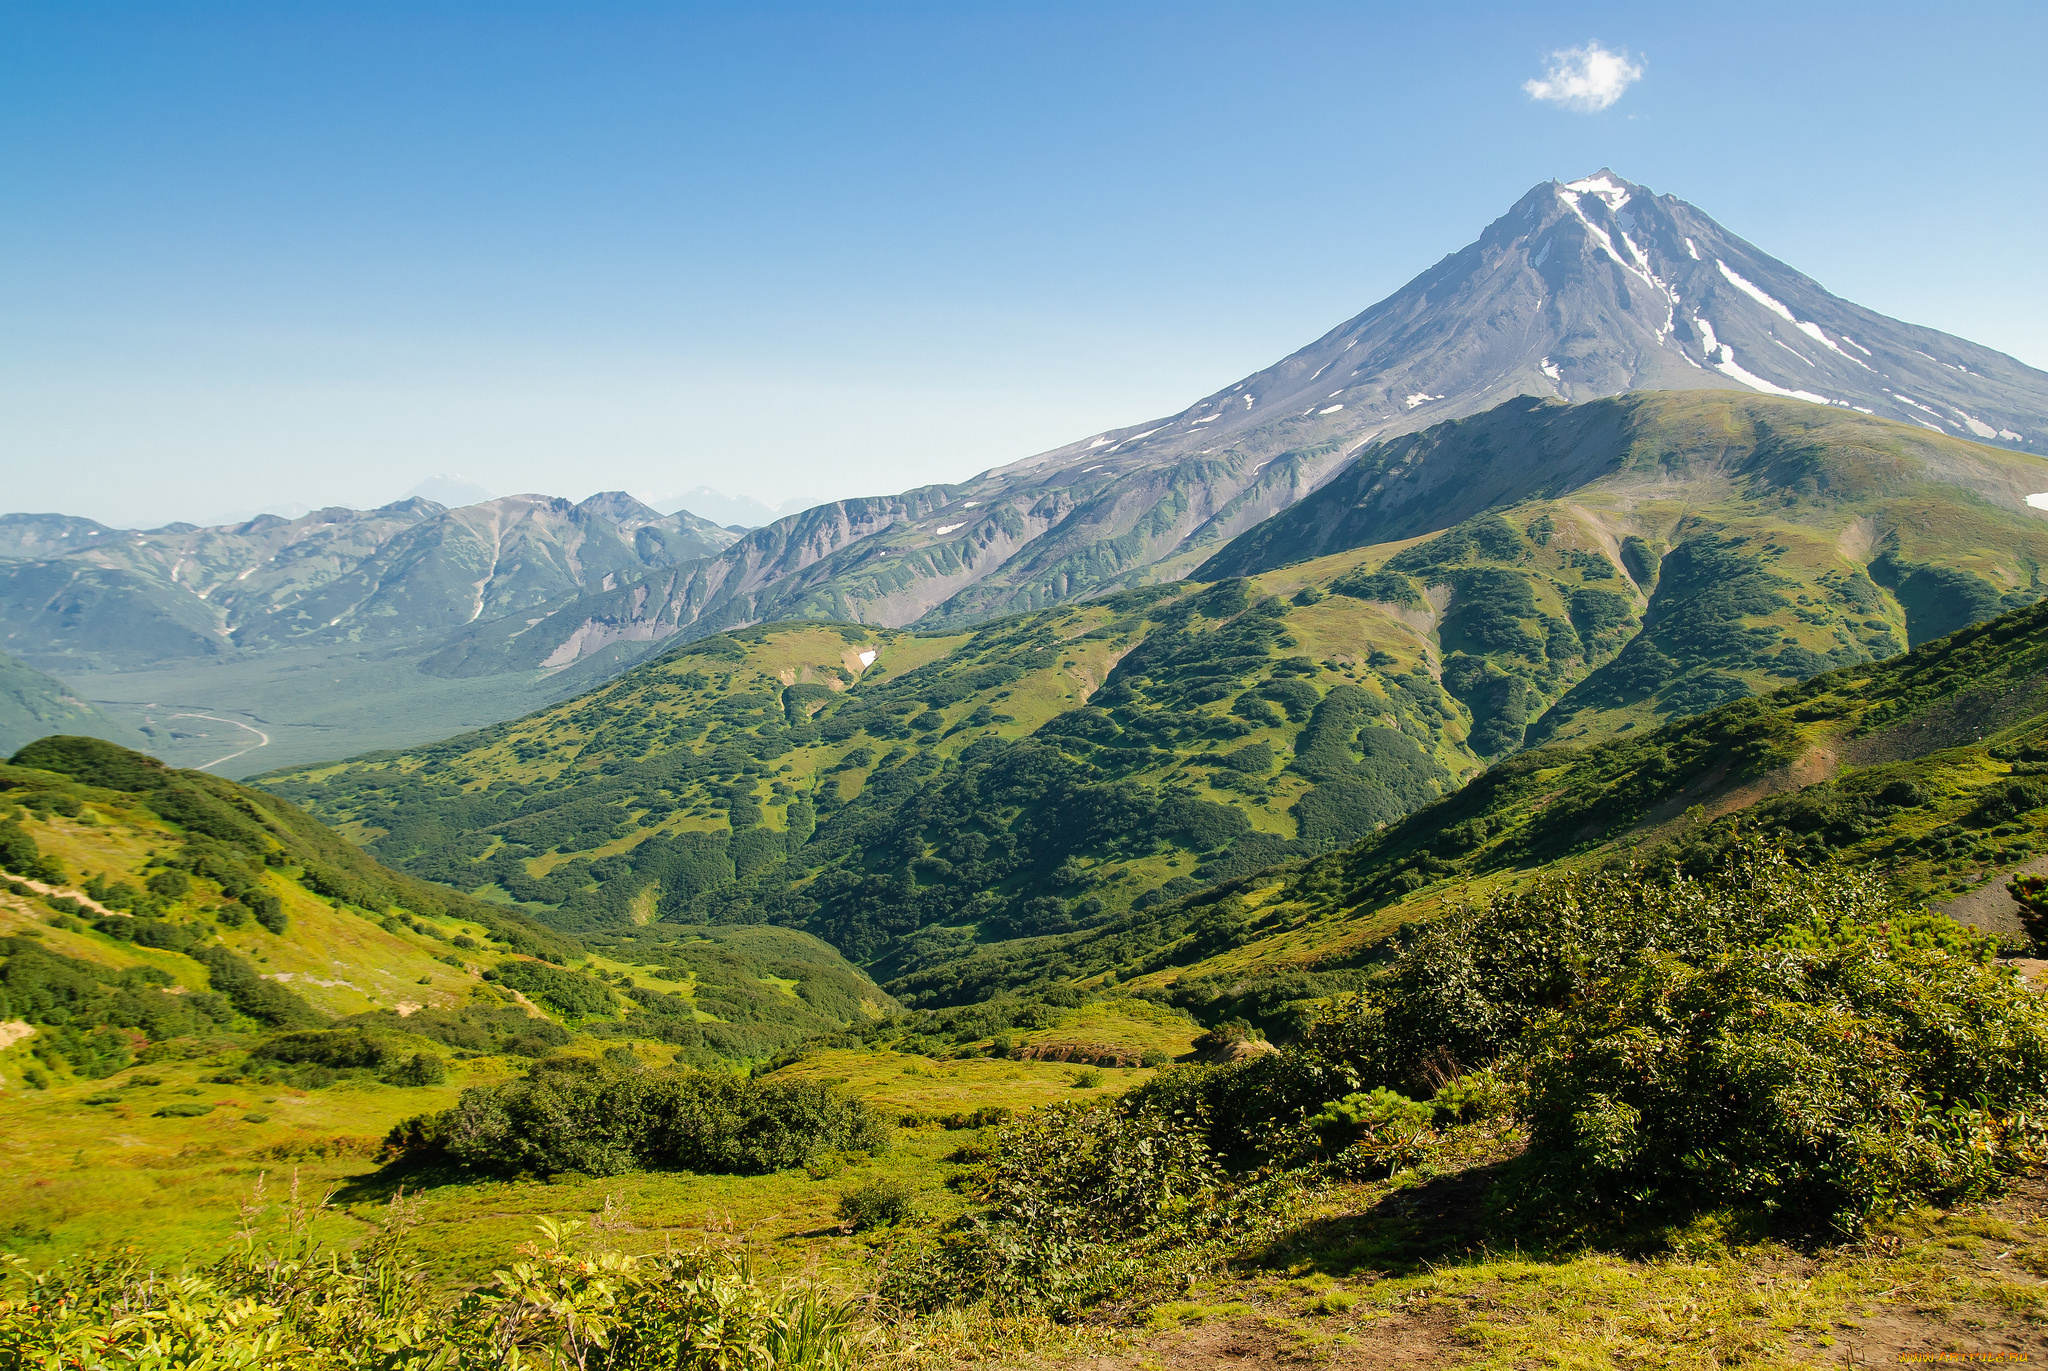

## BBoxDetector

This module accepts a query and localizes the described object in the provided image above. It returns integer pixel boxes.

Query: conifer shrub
[1124,847,2048,1234]
[836,1178,917,1231]
[399,1058,889,1178]
[1305,1086,1432,1151]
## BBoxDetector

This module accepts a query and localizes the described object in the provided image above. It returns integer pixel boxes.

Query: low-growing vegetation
[0,1183,862,1369]
[854,847,2048,1325]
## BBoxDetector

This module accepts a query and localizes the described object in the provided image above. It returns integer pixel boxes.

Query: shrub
[1191,1019,1262,1053]
[1305,1087,1436,1176]
[254,1028,394,1070]
[1305,1087,1432,1150]
[421,1059,889,1178]
[1515,933,2048,1233]
[382,1051,448,1087]
[490,958,617,1018]
[881,1100,1228,1315]
[1139,1048,1171,1069]
[837,1178,917,1231]
[187,945,326,1029]
[146,868,191,899]
[1121,846,2048,1235]
[250,890,287,935]
[1430,1068,1517,1125]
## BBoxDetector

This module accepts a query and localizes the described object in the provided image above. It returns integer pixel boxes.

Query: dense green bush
[1516,930,2048,1232]
[382,1051,448,1087]
[836,1178,916,1231]
[489,958,618,1018]
[411,1058,889,1178]
[186,944,327,1029]
[881,1100,1226,1314]
[0,937,237,1056]
[1122,847,2048,1233]
[0,816,63,883]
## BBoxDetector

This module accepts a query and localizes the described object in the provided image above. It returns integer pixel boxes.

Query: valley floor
[64,644,610,777]
[10,1035,2047,1366]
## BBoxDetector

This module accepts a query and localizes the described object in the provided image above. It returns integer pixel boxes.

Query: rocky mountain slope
[493,171,2048,673]
[265,392,2048,1001]
[0,494,738,672]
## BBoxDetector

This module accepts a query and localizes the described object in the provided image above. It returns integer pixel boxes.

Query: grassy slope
[928,597,2048,1009]
[0,739,961,1271]
[259,591,1474,966]
[264,394,2048,1008]
[0,980,1199,1278]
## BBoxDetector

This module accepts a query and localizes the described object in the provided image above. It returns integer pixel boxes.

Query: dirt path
[1064,1308,1464,1369]
[8,876,122,918]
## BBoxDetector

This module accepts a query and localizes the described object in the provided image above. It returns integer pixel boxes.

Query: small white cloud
[1524,42,1644,113]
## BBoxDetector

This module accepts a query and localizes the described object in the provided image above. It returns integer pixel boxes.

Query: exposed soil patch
[1065,1306,1466,1369]
[1845,672,2048,768]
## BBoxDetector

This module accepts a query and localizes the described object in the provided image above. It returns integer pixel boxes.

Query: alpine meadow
[10,130,2048,1371]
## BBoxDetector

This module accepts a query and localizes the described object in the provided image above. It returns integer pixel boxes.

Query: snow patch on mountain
[1949,409,1999,440]
[1562,174,1631,212]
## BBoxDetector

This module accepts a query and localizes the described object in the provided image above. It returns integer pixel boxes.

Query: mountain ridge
[0,493,742,671]
[478,170,2048,674]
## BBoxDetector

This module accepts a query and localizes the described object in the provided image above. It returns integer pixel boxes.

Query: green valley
[266,393,2048,1005]
[16,396,2048,1367]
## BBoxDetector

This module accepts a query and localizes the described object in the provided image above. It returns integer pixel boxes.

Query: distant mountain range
[0,493,737,672]
[7,169,2047,771]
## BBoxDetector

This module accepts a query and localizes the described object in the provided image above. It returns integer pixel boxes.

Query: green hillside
[264,395,2048,1007]
[908,596,2048,1015]
[0,737,893,1081]
[0,651,142,757]
[261,593,1477,971]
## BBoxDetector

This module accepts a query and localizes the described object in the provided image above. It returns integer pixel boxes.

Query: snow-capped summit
[426,170,2048,662]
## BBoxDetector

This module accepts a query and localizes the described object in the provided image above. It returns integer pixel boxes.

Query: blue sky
[4,1,2043,527]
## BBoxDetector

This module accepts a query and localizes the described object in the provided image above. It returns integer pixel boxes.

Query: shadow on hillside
[1249,1159,1524,1277]
[328,1159,468,1207]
